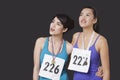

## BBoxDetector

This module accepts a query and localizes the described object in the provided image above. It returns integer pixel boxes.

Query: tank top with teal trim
[39,37,69,80]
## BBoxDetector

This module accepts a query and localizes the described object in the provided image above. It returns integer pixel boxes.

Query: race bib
[68,48,91,73]
[39,54,65,80]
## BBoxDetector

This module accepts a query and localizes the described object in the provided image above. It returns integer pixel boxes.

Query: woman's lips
[50,28,55,32]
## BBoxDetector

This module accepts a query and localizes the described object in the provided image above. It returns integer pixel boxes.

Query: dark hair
[54,14,74,31]
[81,6,99,32]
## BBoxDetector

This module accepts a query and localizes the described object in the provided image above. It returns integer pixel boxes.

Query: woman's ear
[63,28,68,33]
[93,18,97,24]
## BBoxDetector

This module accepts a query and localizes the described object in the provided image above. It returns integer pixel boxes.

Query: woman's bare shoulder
[35,37,47,47]
[66,41,73,55]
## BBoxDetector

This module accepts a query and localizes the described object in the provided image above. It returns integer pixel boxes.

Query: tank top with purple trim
[73,33,102,80]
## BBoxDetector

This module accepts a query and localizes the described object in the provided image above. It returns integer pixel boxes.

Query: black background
[1,0,119,80]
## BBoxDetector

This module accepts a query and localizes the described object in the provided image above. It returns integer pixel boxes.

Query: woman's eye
[86,14,90,16]
[57,22,62,26]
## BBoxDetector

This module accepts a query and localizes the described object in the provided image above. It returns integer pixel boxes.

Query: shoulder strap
[42,37,49,50]
[93,35,100,45]
[74,32,80,45]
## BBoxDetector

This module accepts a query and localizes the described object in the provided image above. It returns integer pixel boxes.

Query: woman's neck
[82,27,94,36]
[50,35,63,44]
